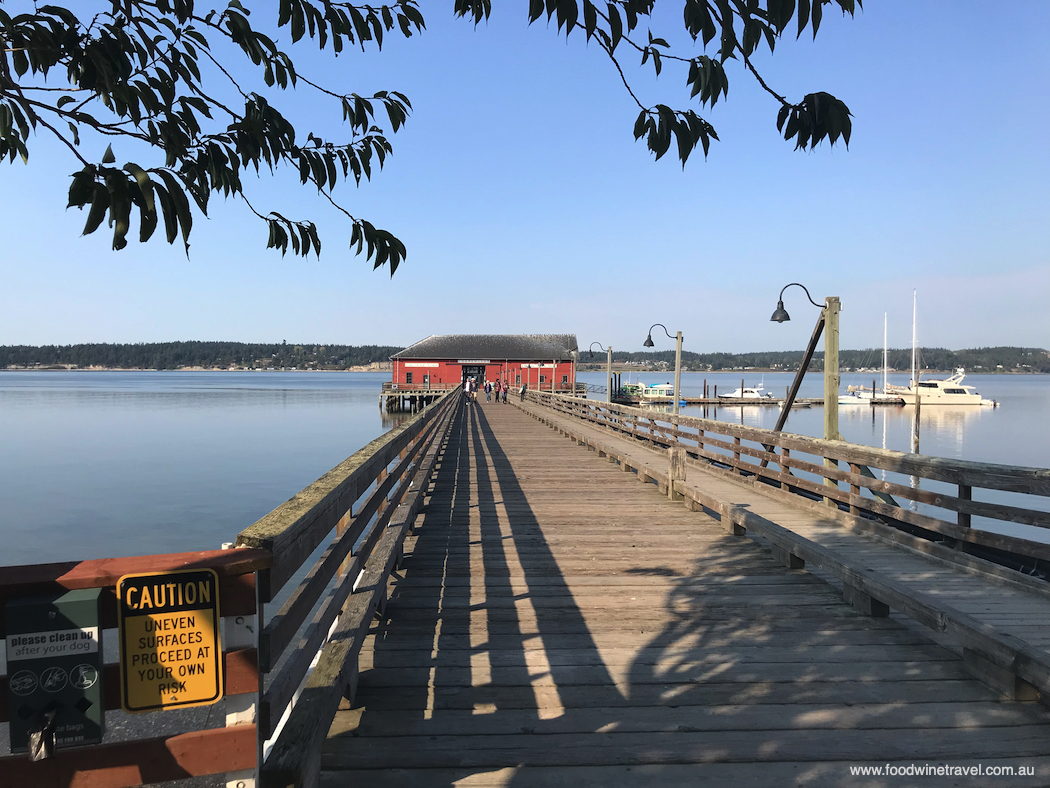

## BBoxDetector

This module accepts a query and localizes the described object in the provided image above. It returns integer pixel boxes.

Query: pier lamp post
[643,324,683,416]
[770,282,840,441]
[771,282,841,503]
[588,342,613,404]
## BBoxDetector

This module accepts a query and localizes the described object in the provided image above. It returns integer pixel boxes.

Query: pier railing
[0,548,270,787]
[235,385,460,787]
[381,381,458,392]
[0,386,460,788]
[526,391,1050,572]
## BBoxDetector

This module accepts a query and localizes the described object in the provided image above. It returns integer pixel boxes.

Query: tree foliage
[1,1,859,268]
[584,347,1050,374]
[0,341,403,369]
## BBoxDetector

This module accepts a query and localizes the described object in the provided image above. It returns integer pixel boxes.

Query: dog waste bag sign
[5,588,104,753]
[117,568,223,713]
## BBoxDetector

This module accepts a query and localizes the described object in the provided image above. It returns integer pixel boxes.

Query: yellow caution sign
[117,568,223,713]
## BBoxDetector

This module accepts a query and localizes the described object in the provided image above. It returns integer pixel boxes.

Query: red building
[386,334,579,407]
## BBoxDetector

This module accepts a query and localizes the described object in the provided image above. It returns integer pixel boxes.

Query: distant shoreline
[4,343,1045,374]
[0,365,387,372]
[3,366,1045,376]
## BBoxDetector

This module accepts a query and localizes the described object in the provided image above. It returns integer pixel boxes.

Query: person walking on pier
[485,381,492,402]
[493,380,501,403]
[520,381,527,402]
[501,382,508,404]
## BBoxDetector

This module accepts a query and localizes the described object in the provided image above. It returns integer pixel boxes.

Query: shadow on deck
[322,402,1050,787]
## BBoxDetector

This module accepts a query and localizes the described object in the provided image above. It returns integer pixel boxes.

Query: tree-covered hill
[585,346,1050,374]
[0,342,402,370]
[3,343,1047,372]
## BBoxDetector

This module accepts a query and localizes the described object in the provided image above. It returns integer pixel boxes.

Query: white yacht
[838,391,871,406]
[886,294,996,406]
[887,368,997,406]
[719,384,775,400]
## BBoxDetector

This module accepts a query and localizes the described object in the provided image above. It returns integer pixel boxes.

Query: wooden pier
[316,395,1050,786]
[4,387,1050,787]
[381,382,458,412]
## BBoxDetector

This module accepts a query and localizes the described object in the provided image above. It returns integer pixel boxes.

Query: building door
[462,365,484,384]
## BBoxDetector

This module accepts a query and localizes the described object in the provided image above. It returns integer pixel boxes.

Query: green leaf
[797,0,810,38]
[111,195,131,250]
[67,168,95,208]
[155,170,193,251]
[124,162,156,215]
[82,185,110,236]
[583,1,597,40]
[291,0,305,43]
[139,198,158,243]
[633,110,648,140]
[608,3,622,51]
[12,49,28,77]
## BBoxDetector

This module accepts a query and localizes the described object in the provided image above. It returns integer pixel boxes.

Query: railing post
[668,447,686,501]
[849,463,861,515]
[959,484,972,529]
[222,543,260,788]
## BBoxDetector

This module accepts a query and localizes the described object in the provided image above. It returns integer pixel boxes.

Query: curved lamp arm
[771,282,824,323]
[643,323,674,347]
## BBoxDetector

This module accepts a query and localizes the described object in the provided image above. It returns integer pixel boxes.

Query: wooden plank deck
[321,400,1050,787]
[519,398,1050,677]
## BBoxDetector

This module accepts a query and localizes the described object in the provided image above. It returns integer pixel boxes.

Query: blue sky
[1,2,1047,354]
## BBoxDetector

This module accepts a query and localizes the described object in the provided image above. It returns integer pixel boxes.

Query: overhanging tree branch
[2,1,858,269]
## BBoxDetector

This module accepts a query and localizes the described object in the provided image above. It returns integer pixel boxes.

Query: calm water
[1,370,1047,565]
[0,372,398,564]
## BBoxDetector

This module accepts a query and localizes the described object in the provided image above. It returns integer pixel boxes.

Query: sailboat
[885,292,997,406]
[839,314,905,405]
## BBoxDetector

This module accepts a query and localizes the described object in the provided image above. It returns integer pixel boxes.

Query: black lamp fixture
[770,282,823,323]
[588,341,608,361]
[643,324,672,347]
[642,323,683,415]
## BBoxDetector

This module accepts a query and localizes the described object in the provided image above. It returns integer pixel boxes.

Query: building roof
[391,334,579,362]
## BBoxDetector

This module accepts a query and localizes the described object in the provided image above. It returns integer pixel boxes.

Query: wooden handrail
[529,391,1050,496]
[526,391,1050,568]
[0,388,465,787]
[236,388,461,601]
[246,388,461,785]
[0,725,258,788]
[382,381,458,391]
[0,548,270,630]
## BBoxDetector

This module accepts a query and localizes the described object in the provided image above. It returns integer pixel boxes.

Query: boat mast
[910,290,917,388]
[882,313,888,394]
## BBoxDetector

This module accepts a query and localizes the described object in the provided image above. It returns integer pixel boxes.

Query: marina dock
[621,396,821,406]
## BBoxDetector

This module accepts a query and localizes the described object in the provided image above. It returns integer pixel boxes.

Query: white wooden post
[222,542,259,788]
